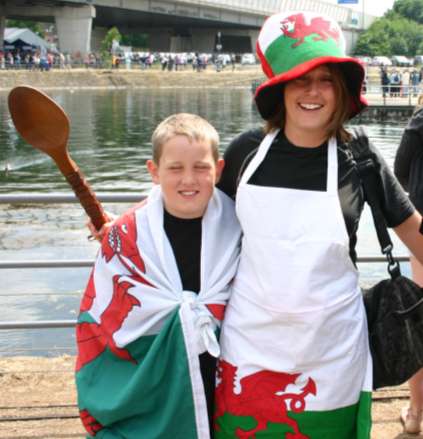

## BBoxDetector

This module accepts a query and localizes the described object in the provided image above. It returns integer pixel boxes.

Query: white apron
[215,131,372,439]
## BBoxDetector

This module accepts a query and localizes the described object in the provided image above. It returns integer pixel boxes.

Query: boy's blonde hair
[151,113,220,164]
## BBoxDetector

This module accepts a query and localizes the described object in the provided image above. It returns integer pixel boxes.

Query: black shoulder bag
[351,128,423,390]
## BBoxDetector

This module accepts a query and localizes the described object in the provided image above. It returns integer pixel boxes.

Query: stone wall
[0,68,264,92]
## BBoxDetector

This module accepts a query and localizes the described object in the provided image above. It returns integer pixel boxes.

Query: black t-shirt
[394,110,423,214]
[163,210,215,430]
[217,128,414,262]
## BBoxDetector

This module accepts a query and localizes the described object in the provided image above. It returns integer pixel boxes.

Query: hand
[86,211,118,242]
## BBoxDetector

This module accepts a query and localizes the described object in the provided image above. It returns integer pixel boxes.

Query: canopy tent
[4,28,50,52]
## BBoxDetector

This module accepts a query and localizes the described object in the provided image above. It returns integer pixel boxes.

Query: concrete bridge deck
[1,0,373,57]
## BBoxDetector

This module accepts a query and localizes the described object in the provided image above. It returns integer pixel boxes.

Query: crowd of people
[0,49,87,70]
[380,66,423,97]
[0,48,246,72]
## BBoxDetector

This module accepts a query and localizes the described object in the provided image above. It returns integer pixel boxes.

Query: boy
[76,113,241,439]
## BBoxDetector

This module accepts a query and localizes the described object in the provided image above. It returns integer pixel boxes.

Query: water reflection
[0,88,413,356]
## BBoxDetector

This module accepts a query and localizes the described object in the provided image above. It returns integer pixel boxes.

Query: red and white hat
[255,11,367,120]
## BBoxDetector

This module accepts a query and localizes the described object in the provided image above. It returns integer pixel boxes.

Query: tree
[100,27,122,67]
[121,33,148,50]
[354,14,423,56]
[100,27,122,55]
[392,0,423,24]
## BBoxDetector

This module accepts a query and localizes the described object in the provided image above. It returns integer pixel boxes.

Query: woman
[394,94,423,434]
[213,11,423,439]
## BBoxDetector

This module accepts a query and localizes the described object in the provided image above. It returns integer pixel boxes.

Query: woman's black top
[163,210,215,430]
[394,108,423,214]
[217,128,414,262]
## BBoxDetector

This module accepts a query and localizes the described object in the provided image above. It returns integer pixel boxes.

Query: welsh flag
[256,11,345,78]
[213,294,373,439]
[75,186,241,438]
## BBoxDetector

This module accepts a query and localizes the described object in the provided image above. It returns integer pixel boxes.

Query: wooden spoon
[8,85,108,231]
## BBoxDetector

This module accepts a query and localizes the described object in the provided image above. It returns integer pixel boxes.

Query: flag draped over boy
[76,185,241,439]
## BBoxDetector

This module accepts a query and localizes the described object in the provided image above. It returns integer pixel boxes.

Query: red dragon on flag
[76,208,153,372]
[214,359,317,438]
[280,13,340,48]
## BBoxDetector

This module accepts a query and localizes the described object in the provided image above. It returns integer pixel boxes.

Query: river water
[0,88,414,356]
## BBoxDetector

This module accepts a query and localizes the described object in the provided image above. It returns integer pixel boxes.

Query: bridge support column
[249,30,259,53]
[55,5,95,55]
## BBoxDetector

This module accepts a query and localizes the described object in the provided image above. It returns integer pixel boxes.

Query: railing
[251,80,422,108]
[0,193,144,334]
[0,192,410,332]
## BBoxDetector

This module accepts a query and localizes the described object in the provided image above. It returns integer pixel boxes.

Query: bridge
[0,0,376,55]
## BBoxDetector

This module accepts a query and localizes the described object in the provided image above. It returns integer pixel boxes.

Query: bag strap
[349,127,401,279]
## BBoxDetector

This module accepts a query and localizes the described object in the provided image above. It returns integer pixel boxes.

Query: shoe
[401,406,423,434]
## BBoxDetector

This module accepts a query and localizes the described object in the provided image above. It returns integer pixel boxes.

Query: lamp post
[361,0,365,29]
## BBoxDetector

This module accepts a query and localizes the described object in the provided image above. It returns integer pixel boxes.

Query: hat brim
[254,55,368,120]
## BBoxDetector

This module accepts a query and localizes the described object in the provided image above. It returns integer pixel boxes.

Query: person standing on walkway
[390,68,402,97]
[411,69,420,97]
[395,94,423,435]
[381,66,390,98]
[402,69,410,97]
[213,11,423,439]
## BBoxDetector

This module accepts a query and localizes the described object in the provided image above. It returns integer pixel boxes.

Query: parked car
[414,55,423,65]
[372,56,392,66]
[241,53,256,65]
[356,56,372,65]
[391,55,413,67]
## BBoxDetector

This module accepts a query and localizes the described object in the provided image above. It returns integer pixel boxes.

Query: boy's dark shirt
[164,209,216,430]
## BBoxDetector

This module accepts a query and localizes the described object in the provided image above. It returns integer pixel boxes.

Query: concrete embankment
[0,67,264,92]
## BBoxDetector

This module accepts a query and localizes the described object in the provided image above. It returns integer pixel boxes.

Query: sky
[326,0,395,17]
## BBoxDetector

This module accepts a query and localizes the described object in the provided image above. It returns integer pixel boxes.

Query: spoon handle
[65,168,108,231]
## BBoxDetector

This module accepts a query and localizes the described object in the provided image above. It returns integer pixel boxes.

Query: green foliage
[100,27,122,68]
[120,33,149,50]
[100,27,122,54]
[6,20,45,37]
[393,0,423,24]
[354,13,423,56]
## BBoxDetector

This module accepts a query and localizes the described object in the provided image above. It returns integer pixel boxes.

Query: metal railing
[0,192,410,331]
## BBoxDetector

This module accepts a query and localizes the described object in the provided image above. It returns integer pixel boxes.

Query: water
[0,88,413,356]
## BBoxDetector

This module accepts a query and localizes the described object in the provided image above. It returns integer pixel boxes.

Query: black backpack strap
[349,127,401,279]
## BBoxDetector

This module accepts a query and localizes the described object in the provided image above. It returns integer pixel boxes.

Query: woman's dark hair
[264,64,353,143]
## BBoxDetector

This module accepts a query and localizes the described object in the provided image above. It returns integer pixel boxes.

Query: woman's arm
[394,211,423,265]
[394,129,420,191]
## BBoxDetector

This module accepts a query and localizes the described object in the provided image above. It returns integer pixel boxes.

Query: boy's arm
[86,199,148,241]
[87,211,118,241]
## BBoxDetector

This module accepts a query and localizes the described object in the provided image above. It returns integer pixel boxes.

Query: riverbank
[0,356,419,438]
[0,66,420,111]
[0,66,264,92]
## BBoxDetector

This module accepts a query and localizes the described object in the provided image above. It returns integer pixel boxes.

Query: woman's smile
[284,65,336,146]
[298,102,324,111]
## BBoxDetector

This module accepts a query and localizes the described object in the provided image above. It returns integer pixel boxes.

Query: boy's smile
[147,134,224,219]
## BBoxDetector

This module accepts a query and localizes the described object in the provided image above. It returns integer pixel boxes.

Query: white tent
[4,28,50,51]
